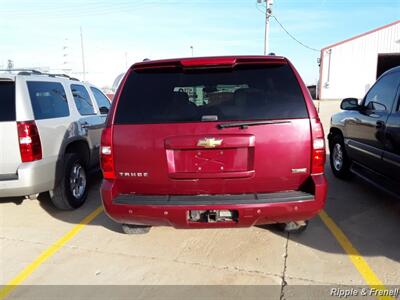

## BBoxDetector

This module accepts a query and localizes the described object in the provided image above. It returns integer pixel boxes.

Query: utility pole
[80,26,86,81]
[258,0,273,55]
[190,45,194,57]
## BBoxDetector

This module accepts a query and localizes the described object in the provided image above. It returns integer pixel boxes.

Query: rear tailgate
[112,59,312,196]
[0,79,21,177]
[113,120,311,195]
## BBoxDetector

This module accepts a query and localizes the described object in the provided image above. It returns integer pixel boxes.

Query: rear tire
[329,134,352,179]
[51,153,88,210]
[122,224,151,234]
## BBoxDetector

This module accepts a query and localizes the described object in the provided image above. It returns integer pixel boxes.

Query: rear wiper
[218,120,291,129]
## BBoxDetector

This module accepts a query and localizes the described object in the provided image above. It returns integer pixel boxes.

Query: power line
[272,15,320,52]
[255,3,320,52]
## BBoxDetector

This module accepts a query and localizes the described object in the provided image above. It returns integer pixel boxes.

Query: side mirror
[99,106,109,115]
[340,98,359,110]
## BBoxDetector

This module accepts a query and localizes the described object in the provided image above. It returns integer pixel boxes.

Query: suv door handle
[376,121,385,129]
[81,121,89,129]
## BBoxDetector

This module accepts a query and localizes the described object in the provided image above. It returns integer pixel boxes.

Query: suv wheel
[51,153,88,210]
[329,134,352,179]
[122,224,151,234]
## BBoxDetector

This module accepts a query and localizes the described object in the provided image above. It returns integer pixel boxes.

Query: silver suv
[0,70,111,209]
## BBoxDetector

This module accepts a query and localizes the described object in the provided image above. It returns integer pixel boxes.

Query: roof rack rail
[0,69,80,81]
[0,69,43,75]
[50,74,80,81]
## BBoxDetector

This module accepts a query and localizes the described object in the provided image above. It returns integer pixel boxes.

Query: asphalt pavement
[0,165,399,300]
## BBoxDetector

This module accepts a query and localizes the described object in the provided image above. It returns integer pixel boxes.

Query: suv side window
[90,87,110,114]
[71,84,96,115]
[364,73,400,112]
[27,81,69,120]
[0,81,16,121]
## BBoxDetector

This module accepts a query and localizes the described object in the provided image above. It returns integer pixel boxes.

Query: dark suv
[329,66,400,196]
[100,56,327,234]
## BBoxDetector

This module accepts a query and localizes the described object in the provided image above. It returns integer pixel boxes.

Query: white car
[0,70,111,209]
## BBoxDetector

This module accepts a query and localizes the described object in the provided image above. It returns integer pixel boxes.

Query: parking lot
[1,159,399,299]
[1,0,399,298]
[1,101,400,300]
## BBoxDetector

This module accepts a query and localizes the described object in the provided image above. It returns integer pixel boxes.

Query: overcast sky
[1,0,399,88]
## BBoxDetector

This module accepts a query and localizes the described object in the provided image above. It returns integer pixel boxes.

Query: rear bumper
[0,157,56,198]
[101,175,327,229]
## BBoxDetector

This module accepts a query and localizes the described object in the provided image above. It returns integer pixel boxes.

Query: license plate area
[173,148,250,173]
[188,210,238,223]
[165,134,255,178]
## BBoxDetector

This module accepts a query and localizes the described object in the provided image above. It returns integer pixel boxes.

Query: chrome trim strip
[291,168,308,174]
[348,144,381,159]
[383,156,400,167]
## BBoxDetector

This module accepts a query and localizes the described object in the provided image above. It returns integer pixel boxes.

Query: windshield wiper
[218,120,291,129]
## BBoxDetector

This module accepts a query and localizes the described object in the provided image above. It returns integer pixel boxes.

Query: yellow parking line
[0,206,103,300]
[319,210,394,300]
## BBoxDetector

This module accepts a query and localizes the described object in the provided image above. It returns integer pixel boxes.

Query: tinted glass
[364,72,400,112]
[71,84,95,115]
[0,81,16,122]
[115,64,308,124]
[27,81,69,120]
[90,87,110,114]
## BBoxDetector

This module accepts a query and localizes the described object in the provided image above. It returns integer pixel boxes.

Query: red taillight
[311,118,326,174]
[17,121,42,162]
[100,127,115,179]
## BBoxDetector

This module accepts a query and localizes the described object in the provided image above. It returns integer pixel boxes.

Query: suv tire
[51,153,88,210]
[330,134,352,179]
[122,224,151,234]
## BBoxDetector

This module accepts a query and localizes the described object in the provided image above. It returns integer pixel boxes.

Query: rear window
[27,81,69,120]
[115,64,308,124]
[0,81,15,122]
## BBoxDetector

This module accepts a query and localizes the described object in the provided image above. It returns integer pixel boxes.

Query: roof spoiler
[132,56,287,71]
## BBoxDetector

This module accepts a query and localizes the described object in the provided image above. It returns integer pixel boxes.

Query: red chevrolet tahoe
[100,56,327,234]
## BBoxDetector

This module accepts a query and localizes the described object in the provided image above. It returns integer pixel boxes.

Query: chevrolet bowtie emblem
[197,137,223,148]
